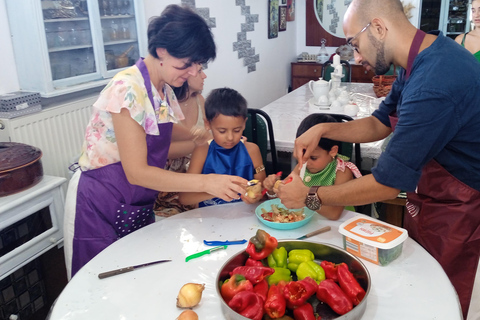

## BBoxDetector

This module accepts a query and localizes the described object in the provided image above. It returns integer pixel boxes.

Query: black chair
[324,113,361,169]
[322,60,352,82]
[243,108,278,174]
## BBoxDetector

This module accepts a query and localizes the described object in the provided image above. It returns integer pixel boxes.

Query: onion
[177,310,198,320]
[176,283,205,308]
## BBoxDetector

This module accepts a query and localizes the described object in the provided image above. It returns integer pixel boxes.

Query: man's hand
[293,124,323,167]
[274,172,309,209]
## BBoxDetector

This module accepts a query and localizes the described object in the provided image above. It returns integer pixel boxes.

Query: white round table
[47,202,462,319]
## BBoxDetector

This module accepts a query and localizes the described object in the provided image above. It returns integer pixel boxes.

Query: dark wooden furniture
[377,197,407,228]
[291,62,376,90]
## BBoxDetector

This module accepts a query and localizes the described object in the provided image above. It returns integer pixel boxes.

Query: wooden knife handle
[98,266,134,279]
[305,226,331,238]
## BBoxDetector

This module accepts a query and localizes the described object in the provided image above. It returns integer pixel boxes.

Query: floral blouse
[78,65,184,170]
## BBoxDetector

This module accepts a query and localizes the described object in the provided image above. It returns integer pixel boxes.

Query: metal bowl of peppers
[216,235,371,320]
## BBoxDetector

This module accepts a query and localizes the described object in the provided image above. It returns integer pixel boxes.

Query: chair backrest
[323,113,361,168]
[243,108,278,174]
[322,60,352,82]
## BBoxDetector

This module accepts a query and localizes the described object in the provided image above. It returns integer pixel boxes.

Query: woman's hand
[191,125,212,146]
[274,172,309,209]
[204,174,248,202]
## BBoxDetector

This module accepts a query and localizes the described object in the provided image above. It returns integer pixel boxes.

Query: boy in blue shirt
[179,88,266,206]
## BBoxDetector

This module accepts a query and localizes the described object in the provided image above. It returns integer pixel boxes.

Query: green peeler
[185,245,227,262]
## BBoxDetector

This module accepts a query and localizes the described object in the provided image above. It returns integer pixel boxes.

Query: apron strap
[135,58,155,106]
[405,29,426,80]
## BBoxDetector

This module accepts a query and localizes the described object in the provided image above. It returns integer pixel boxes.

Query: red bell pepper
[228,290,264,320]
[283,276,318,308]
[230,266,275,284]
[292,303,321,320]
[221,274,254,304]
[245,257,265,267]
[337,263,366,306]
[246,229,278,260]
[253,279,269,302]
[264,280,287,318]
[316,279,353,315]
[320,260,338,282]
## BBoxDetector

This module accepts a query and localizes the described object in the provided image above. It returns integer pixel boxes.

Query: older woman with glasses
[277,0,480,319]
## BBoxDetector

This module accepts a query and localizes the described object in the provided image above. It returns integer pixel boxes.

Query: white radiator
[0,96,95,189]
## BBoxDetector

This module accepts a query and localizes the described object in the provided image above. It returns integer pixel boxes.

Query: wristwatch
[305,186,322,211]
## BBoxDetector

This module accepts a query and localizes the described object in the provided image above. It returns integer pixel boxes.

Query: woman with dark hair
[63,5,247,279]
[455,0,480,63]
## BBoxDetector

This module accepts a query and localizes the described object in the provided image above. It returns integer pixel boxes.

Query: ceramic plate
[255,198,315,230]
[308,98,330,109]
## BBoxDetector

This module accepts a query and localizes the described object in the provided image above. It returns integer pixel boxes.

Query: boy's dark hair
[204,88,248,121]
[296,114,340,151]
[148,5,216,65]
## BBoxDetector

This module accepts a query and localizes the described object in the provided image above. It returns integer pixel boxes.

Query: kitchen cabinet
[6,0,147,97]
[291,62,375,90]
[350,64,376,83]
[291,62,323,91]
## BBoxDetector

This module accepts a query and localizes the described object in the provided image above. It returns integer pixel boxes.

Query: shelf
[100,14,135,20]
[104,39,137,46]
[48,44,93,53]
[44,17,89,23]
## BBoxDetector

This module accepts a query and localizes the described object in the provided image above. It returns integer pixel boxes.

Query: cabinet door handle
[314,69,317,73]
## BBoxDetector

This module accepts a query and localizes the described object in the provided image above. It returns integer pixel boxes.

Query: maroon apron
[71,59,172,277]
[388,30,480,318]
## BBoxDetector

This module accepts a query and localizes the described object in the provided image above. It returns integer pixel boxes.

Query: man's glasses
[346,22,371,53]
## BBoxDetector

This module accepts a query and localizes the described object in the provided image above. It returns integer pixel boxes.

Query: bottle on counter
[317,38,330,64]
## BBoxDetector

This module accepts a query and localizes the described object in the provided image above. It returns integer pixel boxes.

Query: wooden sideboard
[291,62,376,90]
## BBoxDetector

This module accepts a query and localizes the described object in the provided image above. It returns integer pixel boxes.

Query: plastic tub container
[339,215,408,266]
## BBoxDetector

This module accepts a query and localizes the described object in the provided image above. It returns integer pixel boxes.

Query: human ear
[156,48,167,59]
[370,18,388,40]
[329,145,339,157]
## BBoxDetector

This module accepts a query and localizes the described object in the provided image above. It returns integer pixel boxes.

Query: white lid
[338,214,408,249]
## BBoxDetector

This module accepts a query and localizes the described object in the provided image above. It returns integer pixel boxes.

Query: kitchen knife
[98,259,171,279]
[296,226,331,240]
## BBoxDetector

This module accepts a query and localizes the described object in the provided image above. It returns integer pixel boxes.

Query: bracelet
[266,192,277,199]
[255,165,265,174]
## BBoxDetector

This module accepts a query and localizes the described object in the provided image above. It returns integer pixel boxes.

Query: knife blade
[98,259,171,279]
[297,226,331,240]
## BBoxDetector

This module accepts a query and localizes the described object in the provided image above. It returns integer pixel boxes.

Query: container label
[345,236,379,265]
[344,218,403,244]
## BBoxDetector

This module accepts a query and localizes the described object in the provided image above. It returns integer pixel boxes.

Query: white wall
[0,0,19,93]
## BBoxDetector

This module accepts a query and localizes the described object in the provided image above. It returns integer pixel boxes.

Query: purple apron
[389,30,480,318]
[71,59,172,277]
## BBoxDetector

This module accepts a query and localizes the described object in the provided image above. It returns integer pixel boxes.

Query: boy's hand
[240,192,263,204]
[263,174,281,192]
[274,172,309,209]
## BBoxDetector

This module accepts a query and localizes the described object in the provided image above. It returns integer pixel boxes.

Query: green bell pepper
[267,247,288,268]
[287,249,315,272]
[267,267,292,286]
[296,260,325,283]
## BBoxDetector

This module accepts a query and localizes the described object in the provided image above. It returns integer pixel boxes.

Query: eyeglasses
[346,22,371,53]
